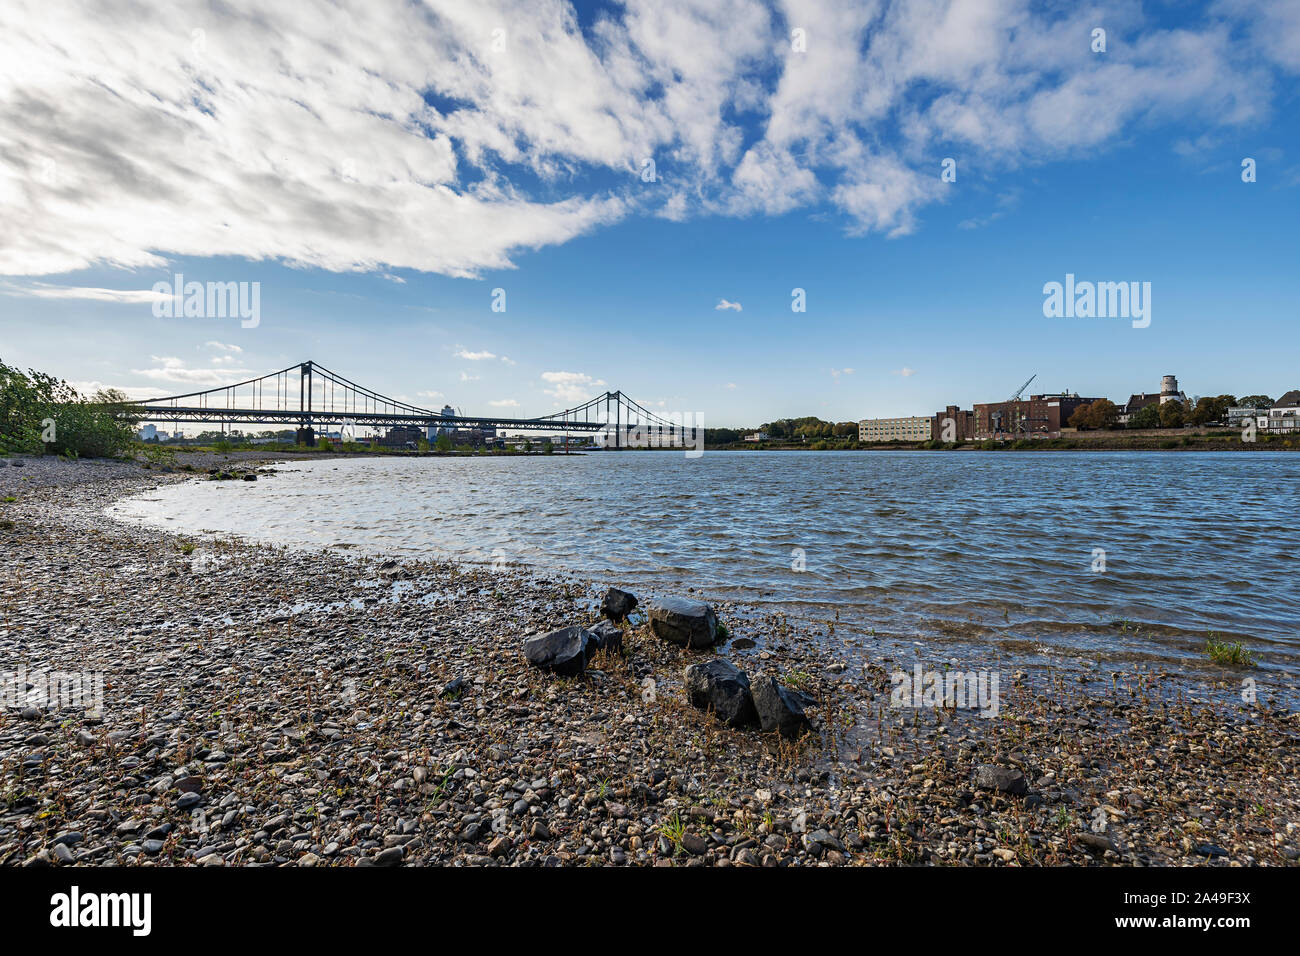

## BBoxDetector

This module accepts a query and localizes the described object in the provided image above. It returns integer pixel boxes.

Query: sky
[1,0,1298,428]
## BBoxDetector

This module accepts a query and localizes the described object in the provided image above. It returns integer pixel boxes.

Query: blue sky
[1,0,1297,427]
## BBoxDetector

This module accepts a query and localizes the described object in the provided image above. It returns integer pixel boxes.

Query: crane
[1009,373,1037,403]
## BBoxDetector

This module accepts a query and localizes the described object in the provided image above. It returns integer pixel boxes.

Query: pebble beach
[1,454,1297,867]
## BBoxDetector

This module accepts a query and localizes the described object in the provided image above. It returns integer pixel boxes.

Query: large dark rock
[751,676,812,740]
[588,619,624,655]
[523,626,591,677]
[601,587,638,621]
[972,764,1027,795]
[684,659,757,728]
[648,597,718,649]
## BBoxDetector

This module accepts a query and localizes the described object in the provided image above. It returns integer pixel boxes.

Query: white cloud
[0,280,169,304]
[203,341,243,353]
[70,379,174,400]
[454,348,515,364]
[893,367,916,377]
[831,367,855,378]
[541,370,607,404]
[489,398,520,407]
[417,390,445,400]
[459,372,480,382]
[129,355,254,387]
[715,298,743,311]
[0,0,1292,279]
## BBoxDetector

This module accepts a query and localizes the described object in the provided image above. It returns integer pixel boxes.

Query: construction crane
[991,373,1041,437]
[1009,373,1037,403]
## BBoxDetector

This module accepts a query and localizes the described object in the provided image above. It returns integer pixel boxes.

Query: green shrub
[0,359,138,458]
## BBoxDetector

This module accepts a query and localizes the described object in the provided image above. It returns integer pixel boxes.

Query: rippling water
[111,451,1300,682]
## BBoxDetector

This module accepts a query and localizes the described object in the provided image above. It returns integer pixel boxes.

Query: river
[110,450,1300,689]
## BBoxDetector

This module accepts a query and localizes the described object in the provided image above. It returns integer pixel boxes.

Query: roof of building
[1125,393,1161,413]
[1273,390,1300,408]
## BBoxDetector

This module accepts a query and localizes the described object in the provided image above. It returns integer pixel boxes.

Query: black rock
[523,626,591,677]
[242,473,257,481]
[973,764,1028,795]
[588,620,624,655]
[648,597,718,648]
[175,792,202,810]
[751,676,812,740]
[440,677,468,698]
[601,587,638,621]
[684,658,758,728]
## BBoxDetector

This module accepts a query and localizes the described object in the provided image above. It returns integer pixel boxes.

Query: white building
[1267,390,1300,434]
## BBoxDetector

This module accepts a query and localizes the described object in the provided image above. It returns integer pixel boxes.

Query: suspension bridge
[115,360,693,448]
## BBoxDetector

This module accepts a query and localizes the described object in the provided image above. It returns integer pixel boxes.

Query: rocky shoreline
[1,454,1297,866]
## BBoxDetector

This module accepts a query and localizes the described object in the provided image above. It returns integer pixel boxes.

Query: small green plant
[657,811,686,853]
[782,669,812,691]
[1206,634,1254,667]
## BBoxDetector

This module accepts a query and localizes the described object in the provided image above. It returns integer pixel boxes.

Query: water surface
[111,451,1300,686]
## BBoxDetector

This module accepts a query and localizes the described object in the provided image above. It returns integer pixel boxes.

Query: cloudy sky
[1,0,1298,425]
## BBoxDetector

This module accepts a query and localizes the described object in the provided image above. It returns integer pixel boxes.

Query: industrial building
[858,416,933,443]
[930,405,976,442]
[974,392,1101,439]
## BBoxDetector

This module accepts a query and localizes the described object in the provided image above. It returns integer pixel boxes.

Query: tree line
[705,416,859,444]
[1068,393,1273,430]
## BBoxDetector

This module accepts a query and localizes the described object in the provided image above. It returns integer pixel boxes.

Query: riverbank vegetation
[0,358,138,458]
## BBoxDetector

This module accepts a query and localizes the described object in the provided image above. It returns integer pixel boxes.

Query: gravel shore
[2,454,1297,866]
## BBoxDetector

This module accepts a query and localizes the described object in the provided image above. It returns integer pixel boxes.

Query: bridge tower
[296,360,315,445]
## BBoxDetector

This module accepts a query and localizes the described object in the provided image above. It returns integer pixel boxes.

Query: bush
[1,359,138,458]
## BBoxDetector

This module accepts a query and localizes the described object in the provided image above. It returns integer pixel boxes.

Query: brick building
[974,393,1102,439]
[930,405,976,442]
